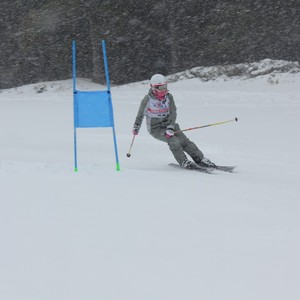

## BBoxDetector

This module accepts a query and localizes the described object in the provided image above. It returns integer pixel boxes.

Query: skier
[132,74,216,169]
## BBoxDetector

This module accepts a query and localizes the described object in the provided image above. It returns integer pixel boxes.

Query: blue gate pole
[102,40,120,171]
[72,41,78,172]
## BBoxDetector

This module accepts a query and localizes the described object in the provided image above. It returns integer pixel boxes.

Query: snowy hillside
[0,63,300,300]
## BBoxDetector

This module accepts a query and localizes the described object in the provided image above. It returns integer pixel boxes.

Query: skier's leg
[167,136,188,164]
[174,124,204,163]
[174,125,216,167]
[150,128,187,165]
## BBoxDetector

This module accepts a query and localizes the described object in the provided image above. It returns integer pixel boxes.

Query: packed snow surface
[1,69,300,300]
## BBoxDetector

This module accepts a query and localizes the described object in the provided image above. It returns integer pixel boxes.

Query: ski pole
[174,117,238,134]
[126,135,136,157]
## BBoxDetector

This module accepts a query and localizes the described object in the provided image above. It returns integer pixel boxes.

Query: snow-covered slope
[0,64,300,300]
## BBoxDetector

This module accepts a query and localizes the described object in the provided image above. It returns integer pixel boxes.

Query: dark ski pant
[150,123,204,165]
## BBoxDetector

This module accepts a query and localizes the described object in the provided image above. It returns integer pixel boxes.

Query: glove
[132,125,139,135]
[165,128,174,138]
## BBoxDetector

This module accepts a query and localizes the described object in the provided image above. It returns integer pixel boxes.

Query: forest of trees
[0,0,299,89]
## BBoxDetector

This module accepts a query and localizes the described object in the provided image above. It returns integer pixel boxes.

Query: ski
[214,165,236,173]
[168,163,215,174]
[169,163,236,173]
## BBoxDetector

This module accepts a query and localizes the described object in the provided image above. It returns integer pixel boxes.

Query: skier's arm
[167,94,177,130]
[133,95,148,132]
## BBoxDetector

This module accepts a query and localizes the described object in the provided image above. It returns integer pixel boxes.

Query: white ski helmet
[150,74,168,100]
[150,74,167,86]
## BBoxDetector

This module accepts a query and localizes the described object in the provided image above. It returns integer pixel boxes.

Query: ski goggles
[153,84,168,91]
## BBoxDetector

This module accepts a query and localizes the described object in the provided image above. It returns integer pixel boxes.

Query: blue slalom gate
[72,40,120,172]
